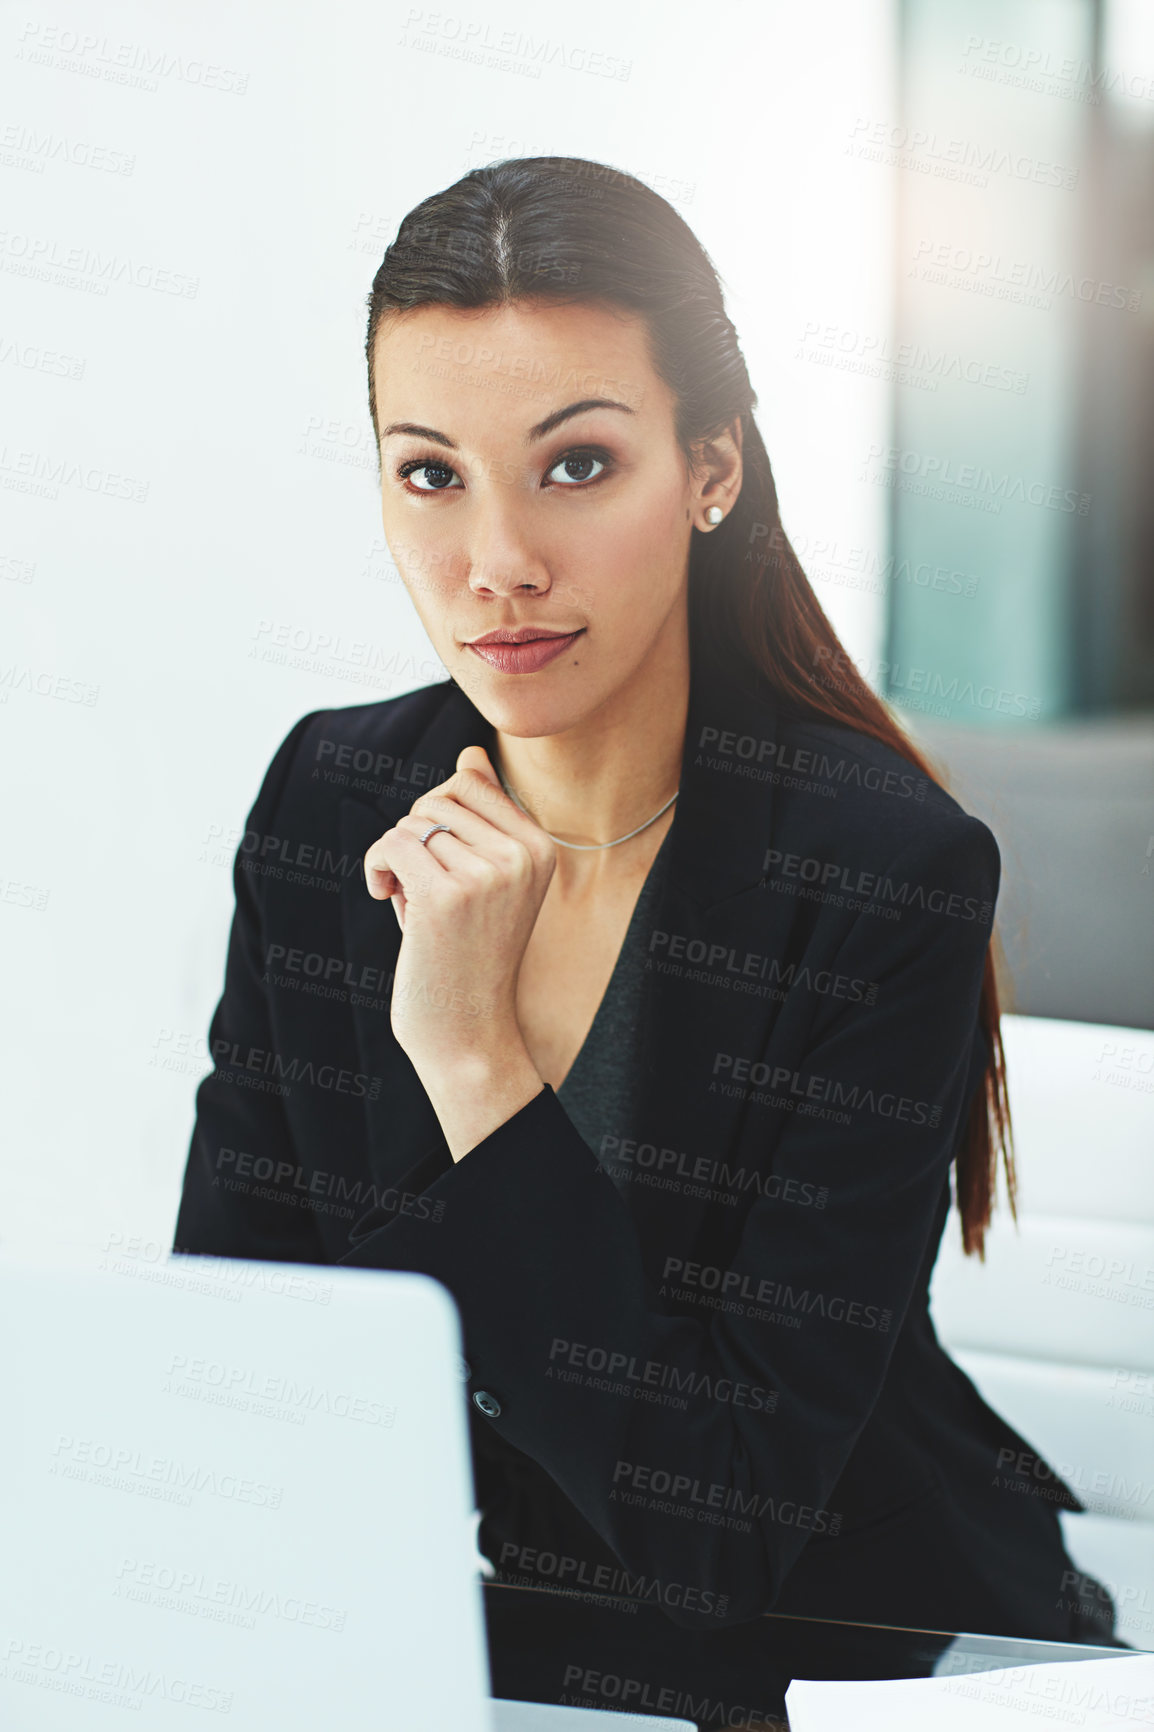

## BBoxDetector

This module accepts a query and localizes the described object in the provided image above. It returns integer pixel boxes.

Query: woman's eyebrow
[525,397,636,442]
[379,398,636,451]
[380,421,457,449]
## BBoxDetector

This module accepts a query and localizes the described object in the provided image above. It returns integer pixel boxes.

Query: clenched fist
[364,745,556,1099]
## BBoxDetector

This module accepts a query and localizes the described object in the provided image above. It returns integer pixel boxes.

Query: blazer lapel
[619,635,803,1266]
[337,637,798,1217]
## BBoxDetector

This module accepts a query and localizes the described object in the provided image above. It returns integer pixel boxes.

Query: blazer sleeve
[336,812,1001,1630]
[172,711,326,1264]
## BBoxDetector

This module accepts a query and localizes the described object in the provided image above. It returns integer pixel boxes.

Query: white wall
[0,0,896,1250]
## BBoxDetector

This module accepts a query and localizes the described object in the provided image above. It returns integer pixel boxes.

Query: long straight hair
[363,155,1016,1257]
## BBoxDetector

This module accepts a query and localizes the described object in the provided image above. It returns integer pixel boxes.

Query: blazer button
[472,1390,502,1419]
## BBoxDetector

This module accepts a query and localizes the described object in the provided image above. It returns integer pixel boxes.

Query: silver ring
[418,823,452,846]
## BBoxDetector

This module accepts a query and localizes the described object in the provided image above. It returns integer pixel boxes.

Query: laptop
[0,1245,693,1730]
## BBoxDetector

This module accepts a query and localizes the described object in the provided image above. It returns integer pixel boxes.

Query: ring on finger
[417,822,453,846]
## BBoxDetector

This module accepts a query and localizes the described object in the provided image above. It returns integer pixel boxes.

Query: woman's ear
[693,416,744,522]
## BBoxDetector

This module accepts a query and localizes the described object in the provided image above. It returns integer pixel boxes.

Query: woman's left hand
[363,745,556,1087]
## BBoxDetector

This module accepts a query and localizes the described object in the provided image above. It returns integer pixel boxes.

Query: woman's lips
[466,631,584,674]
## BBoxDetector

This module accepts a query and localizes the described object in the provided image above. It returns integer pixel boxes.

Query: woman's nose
[464,501,550,596]
[467,555,547,596]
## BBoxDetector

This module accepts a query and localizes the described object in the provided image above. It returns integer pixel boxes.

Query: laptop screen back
[0,1249,493,1731]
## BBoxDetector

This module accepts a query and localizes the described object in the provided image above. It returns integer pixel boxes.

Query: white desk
[494,1698,695,1729]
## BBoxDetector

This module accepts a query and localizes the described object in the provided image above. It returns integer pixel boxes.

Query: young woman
[174,157,1119,1720]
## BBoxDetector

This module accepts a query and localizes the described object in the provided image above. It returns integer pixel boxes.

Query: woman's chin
[464,682,596,741]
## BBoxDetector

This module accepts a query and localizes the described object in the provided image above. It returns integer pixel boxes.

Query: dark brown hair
[363,155,1016,1256]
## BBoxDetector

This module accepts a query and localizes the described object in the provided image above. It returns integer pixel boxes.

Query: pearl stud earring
[705,506,724,526]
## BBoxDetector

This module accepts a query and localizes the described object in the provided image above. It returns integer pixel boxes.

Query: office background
[2,0,1152,1645]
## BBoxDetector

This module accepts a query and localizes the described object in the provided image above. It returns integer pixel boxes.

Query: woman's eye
[398,449,610,493]
[401,460,463,492]
[546,451,607,487]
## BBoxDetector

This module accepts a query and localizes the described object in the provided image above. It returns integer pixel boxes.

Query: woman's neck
[492,627,690,893]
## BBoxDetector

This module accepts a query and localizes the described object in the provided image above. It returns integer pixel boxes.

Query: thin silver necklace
[495,765,679,851]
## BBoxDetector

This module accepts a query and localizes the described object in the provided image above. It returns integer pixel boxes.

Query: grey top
[555,825,674,1194]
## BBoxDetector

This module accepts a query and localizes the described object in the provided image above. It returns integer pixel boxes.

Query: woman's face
[371,297,733,738]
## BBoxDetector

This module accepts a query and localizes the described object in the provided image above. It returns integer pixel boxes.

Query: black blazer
[174,630,1106,1648]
